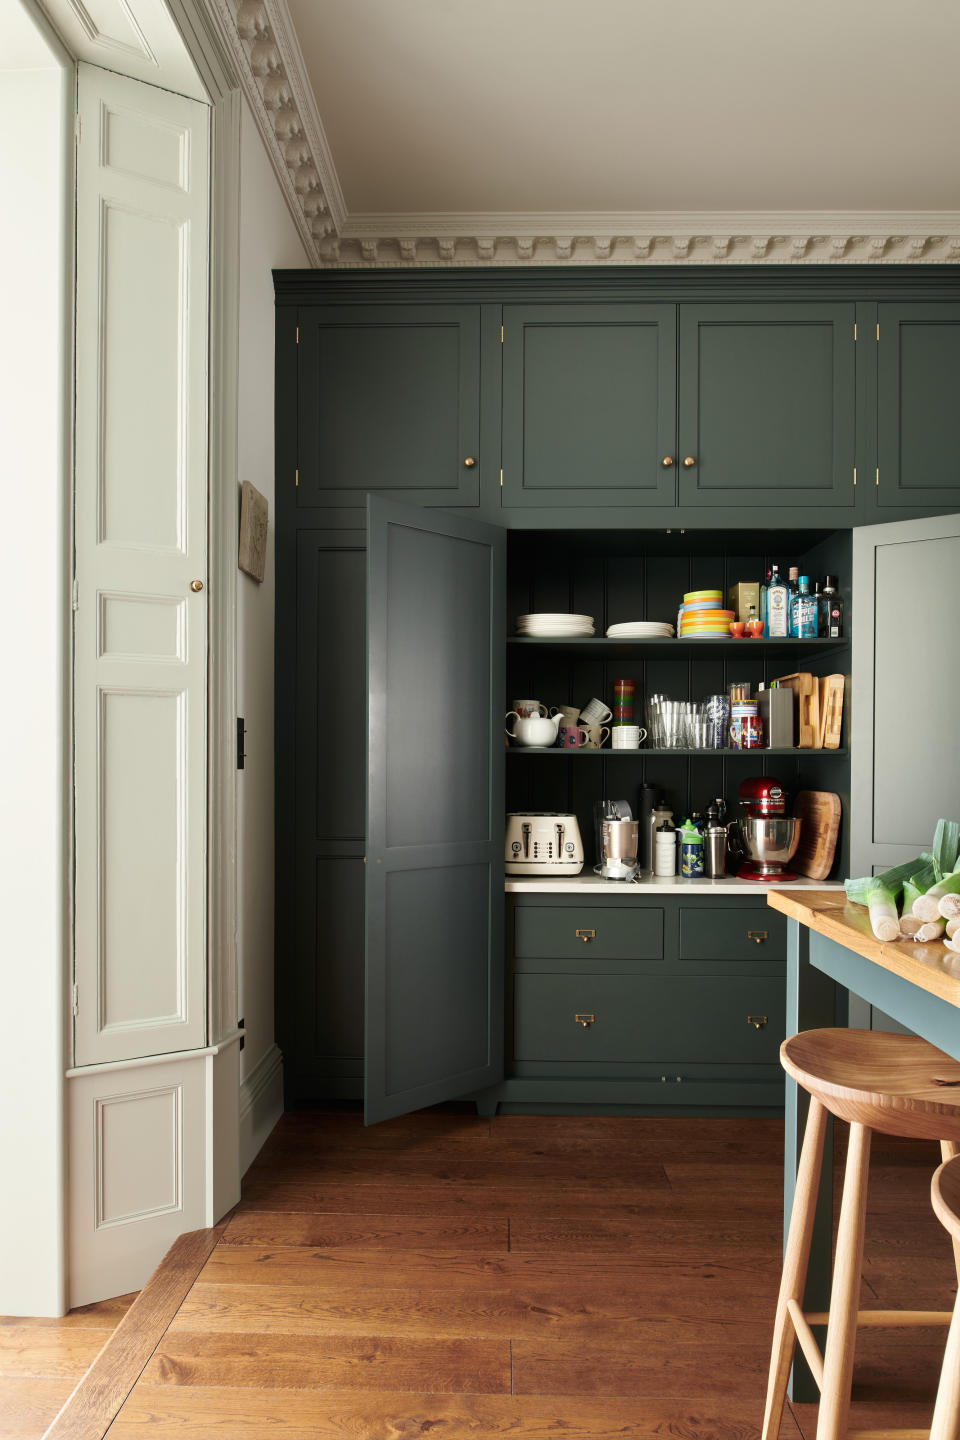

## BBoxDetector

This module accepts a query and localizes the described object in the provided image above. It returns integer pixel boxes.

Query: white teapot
[505,711,563,747]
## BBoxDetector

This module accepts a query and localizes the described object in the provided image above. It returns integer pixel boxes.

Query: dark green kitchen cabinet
[500,304,678,507]
[876,303,960,511]
[677,304,856,509]
[295,304,487,509]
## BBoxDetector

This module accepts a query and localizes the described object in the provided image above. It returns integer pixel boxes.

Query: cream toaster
[505,812,584,875]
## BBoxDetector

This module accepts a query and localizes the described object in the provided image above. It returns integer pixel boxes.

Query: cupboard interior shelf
[506,746,848,757]
[508,637,849,658]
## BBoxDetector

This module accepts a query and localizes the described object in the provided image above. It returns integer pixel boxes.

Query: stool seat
[781,1028,960,1142]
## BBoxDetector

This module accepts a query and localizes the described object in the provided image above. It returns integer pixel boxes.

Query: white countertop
[504,873,843,895]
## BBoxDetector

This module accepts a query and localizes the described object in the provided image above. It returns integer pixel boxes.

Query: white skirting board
[239,1044,284,1174]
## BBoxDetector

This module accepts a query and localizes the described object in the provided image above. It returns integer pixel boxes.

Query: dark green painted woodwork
[513,973,785,1066]
[513,904,663,961]
[877,303,960,510]
[296,305,482,508]
[501,305,677,507]
[678,305,856,508]
[679,905,787,961]
[364,497,506,1124]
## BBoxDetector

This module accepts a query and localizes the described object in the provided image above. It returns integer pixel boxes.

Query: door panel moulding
[196,1,960,269]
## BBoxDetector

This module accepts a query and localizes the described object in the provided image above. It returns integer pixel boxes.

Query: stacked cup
[613,678,635,725]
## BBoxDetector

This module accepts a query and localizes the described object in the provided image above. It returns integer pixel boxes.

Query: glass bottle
[814,579,826,638]
[794,576,818,639]
[822,575,844,638]
[766,565,789,638]
[760,567,771,636]
[787,566,800,637]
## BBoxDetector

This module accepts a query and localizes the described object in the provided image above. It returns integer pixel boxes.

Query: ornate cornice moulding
[208,0,960,269]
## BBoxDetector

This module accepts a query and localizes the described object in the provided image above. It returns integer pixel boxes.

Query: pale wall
[236,97,308,1086]
[0,50,72,1313]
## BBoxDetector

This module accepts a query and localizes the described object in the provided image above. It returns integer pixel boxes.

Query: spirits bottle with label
[793,575,818,639]
[766,565,789,638]
[821,576,843,639]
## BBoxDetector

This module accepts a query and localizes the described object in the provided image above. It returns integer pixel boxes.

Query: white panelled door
[74,65,210,1065]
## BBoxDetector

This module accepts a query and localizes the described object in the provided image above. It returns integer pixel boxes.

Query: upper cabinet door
[297,305,482,508]
[501,304,678,507]
[365,498,506,1124]
[876,304,960,511]
[678,304,856,509]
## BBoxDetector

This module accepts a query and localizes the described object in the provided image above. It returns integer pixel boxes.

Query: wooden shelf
[506,747,848,757]
[508,637,849,659]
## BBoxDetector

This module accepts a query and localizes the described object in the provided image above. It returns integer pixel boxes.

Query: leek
[899,914,924,938]
[902,879,924,913]
[916,918,947,943]
[912,871,960,922]
[932,819,960,881]
[938,891,960,920]
[947,916,960,940]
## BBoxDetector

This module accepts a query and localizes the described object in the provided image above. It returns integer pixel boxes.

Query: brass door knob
[190,579,204,593]
[463,456,476,468]
[683,456,696,467]
[662,456,674,467]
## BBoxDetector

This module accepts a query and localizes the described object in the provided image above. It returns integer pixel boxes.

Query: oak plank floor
[5,1110,956,1440]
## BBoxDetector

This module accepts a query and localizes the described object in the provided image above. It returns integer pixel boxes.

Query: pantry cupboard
[274,266,960,1123]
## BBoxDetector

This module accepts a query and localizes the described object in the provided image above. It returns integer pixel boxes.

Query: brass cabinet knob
[747,930,768,945]
[747,1015,768,1029]
[662,456,674,467]
[575,929,596,943]
[575,1013,596,1028]
[190,579,204,593]
[463,456,476,468]
[683,456,696,467]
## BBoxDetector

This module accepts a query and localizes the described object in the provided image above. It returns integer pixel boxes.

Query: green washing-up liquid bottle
[679,817,704,878]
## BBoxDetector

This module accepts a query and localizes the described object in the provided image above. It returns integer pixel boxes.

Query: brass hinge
[853,467,857,487]
[499,468,504,487]
[72,578,79,611]
[876,468,880,486]
[500,325,504,343]
[75,113,81,145]
[876,322,880,341]
[295,326,299,343]
[72,984,79,1017]
[295,469,299,487]
[853,322,858,341]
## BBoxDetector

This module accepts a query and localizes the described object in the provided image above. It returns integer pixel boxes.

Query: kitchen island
[767,887,960,1398]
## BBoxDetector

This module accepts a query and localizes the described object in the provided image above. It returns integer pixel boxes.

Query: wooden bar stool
[930,1155,960,1440]
[761,1028,960,1440]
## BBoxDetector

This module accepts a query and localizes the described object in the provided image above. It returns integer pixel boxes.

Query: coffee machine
[731,776,802,881]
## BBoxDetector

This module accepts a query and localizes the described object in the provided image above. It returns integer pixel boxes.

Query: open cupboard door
[365,498,506,1123]
[851,511,960,877]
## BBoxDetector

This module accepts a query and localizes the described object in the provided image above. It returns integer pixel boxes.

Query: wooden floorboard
[4,1109,955,1440]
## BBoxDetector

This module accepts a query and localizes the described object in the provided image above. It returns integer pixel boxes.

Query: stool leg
[816,1121,872,1440]
[761,1096,828,1440]
[941,1142,960,1288]
[929,1288,960,1440]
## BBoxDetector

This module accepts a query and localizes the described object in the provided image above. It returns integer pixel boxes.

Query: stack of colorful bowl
[678,589,736,639]
[613,677,635,724]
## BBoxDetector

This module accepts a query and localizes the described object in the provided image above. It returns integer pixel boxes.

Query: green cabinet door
[877,303,960,510]
[678,304,856,509]
[501,304,677,507]
[297,305,483,508]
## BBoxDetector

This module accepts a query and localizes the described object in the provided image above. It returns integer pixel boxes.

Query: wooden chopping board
[793,790,842,881]
[774,672,819,748]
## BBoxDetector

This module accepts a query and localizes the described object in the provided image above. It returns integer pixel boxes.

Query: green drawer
[679,906,786,961]
[513,906,663,961]
[513,973,785,1065]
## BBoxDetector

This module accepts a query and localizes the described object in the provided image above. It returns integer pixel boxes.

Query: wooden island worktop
[768,887,960,1010]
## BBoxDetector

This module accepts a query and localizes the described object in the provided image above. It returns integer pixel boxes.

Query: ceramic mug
[580,724,610,750]
[611,725,647,750]
[550,704,582,727]
[512,698,547,718]
[580,697,613,725]
[559,724,588,749]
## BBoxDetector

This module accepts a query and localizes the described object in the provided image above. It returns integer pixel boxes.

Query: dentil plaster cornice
[207,0,960,268]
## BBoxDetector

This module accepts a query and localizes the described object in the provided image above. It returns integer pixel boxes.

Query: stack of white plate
[605,621,675,638]
[515,613,595,637]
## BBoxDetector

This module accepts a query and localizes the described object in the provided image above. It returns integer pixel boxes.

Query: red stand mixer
[731,776,802,882]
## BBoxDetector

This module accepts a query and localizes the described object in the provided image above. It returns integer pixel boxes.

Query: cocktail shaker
[704,824,728,878]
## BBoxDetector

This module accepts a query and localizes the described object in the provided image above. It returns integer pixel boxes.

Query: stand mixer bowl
[734,815,802,877]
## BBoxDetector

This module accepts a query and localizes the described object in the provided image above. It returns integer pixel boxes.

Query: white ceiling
[285,0,960,218]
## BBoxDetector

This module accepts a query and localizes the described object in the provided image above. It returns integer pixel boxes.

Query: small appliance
[731,776,801,881]
[592,799,640,881]
[505,813,584,875]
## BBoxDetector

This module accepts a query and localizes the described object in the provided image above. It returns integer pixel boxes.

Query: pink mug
[559,724,588,749]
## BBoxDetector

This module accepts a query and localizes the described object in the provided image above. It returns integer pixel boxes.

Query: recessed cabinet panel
[877,304,960,510]
[514,905,663,961]
[680,906,786,961]
[501,305,677,507]
[297,306,481,508]
[678,304,855,508]
[513,974,785,1065]
[306,856,365,1061]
